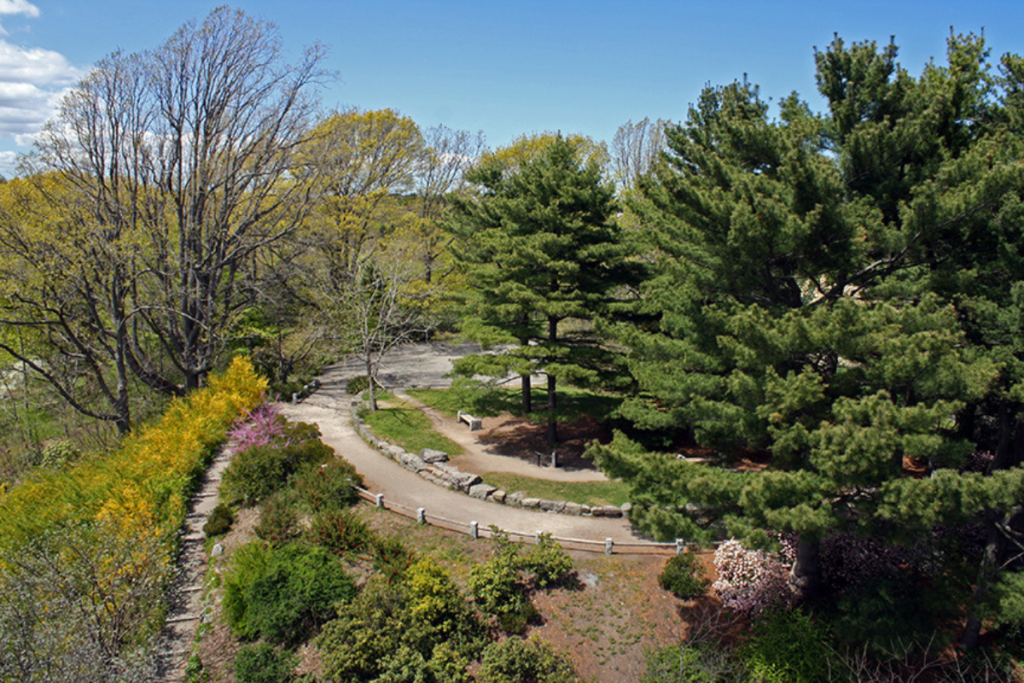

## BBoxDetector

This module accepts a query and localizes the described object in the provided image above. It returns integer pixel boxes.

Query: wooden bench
[457,411,483,431]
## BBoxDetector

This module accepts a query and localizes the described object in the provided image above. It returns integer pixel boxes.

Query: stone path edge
[349,396,632,520]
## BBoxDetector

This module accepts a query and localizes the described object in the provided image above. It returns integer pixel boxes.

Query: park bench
[457,410,483,431]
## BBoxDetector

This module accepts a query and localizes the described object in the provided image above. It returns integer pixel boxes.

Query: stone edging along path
[349,397,631,519]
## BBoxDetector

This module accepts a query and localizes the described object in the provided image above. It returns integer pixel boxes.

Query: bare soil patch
[477,415,610,470]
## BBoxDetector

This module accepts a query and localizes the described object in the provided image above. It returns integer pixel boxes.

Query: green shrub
[306,509,374,556]
[469,532,573,633]
[40,439,80,469]
[316,571,482,683]
[371,534,413,579]
[223,542,355,646]
[477,637,579,683]
[739,608,833,683]
[254,491,300,546]
[468,549,535,634]
[221,422,334,507]
[522,534,574,589]
[658,552,709,599]
[830,576,937,655]
[234,642,296,683]
[346,375,370,395]
[203,503,235,538]
[641,642,742,683]
[293,458,362,512]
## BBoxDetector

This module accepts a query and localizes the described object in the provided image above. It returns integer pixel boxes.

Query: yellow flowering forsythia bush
[0,357,267,679]
[0,355,267,547]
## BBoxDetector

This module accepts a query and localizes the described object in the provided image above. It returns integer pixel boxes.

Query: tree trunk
[365,356,378,411]
[546,316,559,445]
[789,536,821,600]
[547,372,558,445]
[521,374,532,414]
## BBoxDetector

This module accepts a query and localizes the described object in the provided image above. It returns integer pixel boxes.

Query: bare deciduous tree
[610,117,668,191]
[5,7,329,429]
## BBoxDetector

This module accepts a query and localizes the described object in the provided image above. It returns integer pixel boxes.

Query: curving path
[279,347,647,543]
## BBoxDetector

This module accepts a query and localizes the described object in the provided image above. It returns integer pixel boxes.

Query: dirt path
[153,445,234,682]
[281,351,646,543]
[396,389,610,482]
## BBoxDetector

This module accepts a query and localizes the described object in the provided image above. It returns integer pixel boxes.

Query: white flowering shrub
[711,538,798,617]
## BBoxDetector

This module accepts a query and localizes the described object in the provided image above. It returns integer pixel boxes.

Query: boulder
[469,484,496,500]
[539,499,566,513]
[521,497,541,510]
[564,502,583,516]
[397,451,426,472]
[506,491,525,507]
[491,490,507,504]
[420,448,449,464]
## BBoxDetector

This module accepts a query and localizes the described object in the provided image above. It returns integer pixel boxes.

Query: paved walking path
[280,346,647,543]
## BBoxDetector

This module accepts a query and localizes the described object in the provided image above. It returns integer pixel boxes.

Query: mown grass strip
[407,386,623,423]
[362,398,464,457]
[481,472,630,507]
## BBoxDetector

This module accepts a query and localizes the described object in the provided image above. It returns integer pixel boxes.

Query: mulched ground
[477,416,611,470]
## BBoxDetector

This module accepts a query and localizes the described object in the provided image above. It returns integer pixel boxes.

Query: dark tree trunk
[546,316,558,445]
[789,536,821,600]
[547,372,558,445]
[521,374,532,414]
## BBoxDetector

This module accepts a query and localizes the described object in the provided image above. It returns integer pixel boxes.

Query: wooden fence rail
[354,487,682,556]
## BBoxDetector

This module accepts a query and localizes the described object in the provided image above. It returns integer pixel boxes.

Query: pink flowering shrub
[712,538,798,617]
[227,401,286,450]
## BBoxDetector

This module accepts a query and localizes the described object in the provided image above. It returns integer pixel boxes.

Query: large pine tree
[448,136,637,443]
[592,34,1024,627]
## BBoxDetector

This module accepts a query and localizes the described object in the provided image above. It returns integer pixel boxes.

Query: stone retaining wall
[350,398,629,519]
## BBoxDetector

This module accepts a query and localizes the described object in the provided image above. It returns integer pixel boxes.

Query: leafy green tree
[593,33,1024,617]
[449,135,638,442]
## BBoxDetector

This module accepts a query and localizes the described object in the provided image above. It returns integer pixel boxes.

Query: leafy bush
[711,539,796,617]
[346,375,370,395]
[522,533,575,589]
[254,491,300,546]
[469,546,536,634]
[234,642,296,683]
[469,532,574,633]
[316,571,482,683]
[227,403,287,451]
[641,643,741,683]
[203,503,235,538]
[223,542,355,646]
[371,533,414,579]
[221,422,334,507]
[292,458,362,512]
[658,552,709,599]
[306,508,374,556]
[738,608,833,683]
[476,637,579,683]
[405,557,482,640]
[40,439,80,469]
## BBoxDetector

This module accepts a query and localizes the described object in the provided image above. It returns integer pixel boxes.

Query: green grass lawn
[407,385,623,423]
[481,472,631,507]
[362,396,464,456]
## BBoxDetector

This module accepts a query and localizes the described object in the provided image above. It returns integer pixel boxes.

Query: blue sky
[0,0,1021,175]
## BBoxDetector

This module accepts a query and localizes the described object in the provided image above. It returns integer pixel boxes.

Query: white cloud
[0,1,39,18]
[0,3,85,169]
[0,41,81,86]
